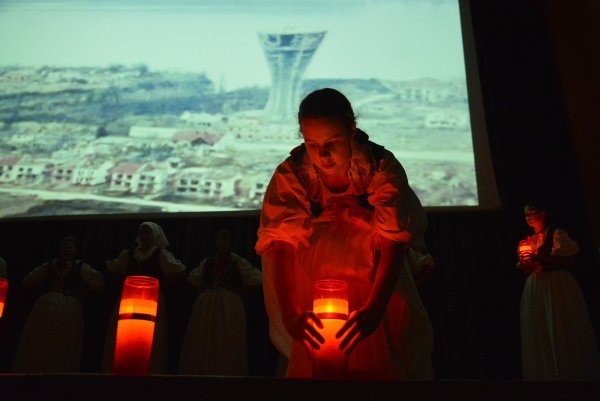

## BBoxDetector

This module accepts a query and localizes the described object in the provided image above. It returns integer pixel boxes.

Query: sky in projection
[0,0,478,217]
[0,0,465,88]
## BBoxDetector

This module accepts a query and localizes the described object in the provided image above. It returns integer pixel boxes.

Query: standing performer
[103,222,185,374]
[12,236,104,373]
[518,201,600,381]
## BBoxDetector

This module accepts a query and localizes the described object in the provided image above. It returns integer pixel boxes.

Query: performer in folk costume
[12,236,104,373]
[179,229,262,375]
[518,201,600,381]
[256,88,434,379]
[103,222,185,373]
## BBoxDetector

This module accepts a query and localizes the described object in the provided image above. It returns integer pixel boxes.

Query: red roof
[172,131,223,145]
[111,162,142,174]
[0,155,23,166]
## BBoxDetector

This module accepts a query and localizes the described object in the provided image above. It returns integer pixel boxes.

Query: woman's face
[301,117,354,179]
[215,235,232,255]
[524,207,546,229]
[138,224,155,249]
[59,240,77,259]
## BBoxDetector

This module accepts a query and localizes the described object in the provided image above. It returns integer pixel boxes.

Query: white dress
[520,228,600,381]
[12,259,104,373]
[256,136,434,379]
[102,247,185,374]
[179,253,262,376]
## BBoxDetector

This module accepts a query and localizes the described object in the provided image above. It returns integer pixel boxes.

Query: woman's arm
[22,261,51,290]
[106,250,129,277]
[187,259,209,293]
[271,240,324,351]
[159,250,186,287]
[338,235,404,354]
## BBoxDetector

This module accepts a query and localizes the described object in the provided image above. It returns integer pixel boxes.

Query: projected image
[0,0,477,218]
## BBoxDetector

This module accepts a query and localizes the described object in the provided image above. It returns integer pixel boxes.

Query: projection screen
[0,0,498,218]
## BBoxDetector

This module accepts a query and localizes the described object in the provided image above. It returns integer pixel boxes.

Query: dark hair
[58,236,79,255]
[524,200,547,213]
[298,88,356,132]
[216,229,233,243]
[60,235,78,247]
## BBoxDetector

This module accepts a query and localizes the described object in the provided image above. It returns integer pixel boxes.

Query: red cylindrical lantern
[312,279,349,379]
[113,276,159,375]
[519,240,533,256]
[0,278,8,319]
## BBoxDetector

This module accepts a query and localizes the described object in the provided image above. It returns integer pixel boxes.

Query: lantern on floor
[312,279,349,379]
[0,278,7,319]
[113,276,159,375]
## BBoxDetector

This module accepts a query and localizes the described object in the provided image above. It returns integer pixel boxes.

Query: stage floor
[1,374,599,401]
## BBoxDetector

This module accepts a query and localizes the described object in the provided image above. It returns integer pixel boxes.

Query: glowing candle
[312,279,348,379]
[0,278,7,319]
[519,240,533,256]
[113,276,159,375]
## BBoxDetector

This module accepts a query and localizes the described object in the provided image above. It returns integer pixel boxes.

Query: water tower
[258,29,326,121]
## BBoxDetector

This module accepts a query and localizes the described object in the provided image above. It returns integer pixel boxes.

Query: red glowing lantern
[519,240,533,256]
[113,276,159,375]
[312,279,349,379]
[0,278,7,319]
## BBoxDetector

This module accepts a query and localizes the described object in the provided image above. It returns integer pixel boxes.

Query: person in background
[518,201,600,381]
[0,256,7,279]
[179,229,262,376]
[256,88,434,379]
[12,236,104,373]
[102,221,186,374]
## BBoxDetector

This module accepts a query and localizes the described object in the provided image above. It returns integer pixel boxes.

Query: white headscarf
[137,221,169,249]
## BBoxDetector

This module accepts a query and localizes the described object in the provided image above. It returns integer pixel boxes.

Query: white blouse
[106,247,186,277]
[256,138,426,254]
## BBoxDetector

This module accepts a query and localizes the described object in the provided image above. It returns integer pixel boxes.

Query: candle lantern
[312,279,349,379]
[518,240,533,256]
[113,276,159,375]
[0,278,7,319]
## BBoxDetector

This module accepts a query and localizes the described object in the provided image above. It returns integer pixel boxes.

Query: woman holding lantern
[102,221,186,374]
[517,201,600,381]
[256,88,433,380]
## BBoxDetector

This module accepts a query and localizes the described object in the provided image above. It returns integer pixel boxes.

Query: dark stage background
[0,0,599,391]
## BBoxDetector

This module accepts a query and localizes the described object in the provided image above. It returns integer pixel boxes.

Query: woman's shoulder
[551,227,577,241]
[274,144,320,197]
[352,142,406,193]
[549,227,571,239]
[354,131,403,168]
[270,147,308,179]
[549,227,580,255]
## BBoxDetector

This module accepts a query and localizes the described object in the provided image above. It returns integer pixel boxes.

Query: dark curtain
[0,209,529,379]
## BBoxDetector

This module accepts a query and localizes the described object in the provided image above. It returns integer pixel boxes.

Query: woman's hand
[519,251,534,265]
[284,311,325,353]
[520,251,541,266]
[336,304,387,355]
[518,251,539,273]
[333,235,402,356]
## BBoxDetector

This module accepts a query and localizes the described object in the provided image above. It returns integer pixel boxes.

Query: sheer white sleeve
[551,228,580,256]
[106,249,129,275]
[159,249,186,277]
[187,259,207,288]
[80,263,105,292]
[22,261,51,288]
[233,253,262,287]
